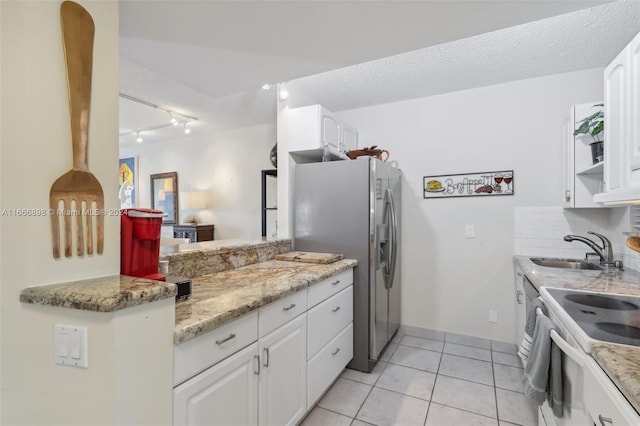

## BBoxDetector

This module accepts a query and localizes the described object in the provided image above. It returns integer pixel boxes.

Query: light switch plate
[466,225,475,238]
[55,324,88,368]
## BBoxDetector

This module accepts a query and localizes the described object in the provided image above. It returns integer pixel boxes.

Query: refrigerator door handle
[384,188,398,290]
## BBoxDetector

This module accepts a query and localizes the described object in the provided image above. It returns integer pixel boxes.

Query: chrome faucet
[563,231,618,267]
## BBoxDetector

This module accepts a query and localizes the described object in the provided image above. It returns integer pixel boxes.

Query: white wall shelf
[564,102,607,208]
[576,161,604,176]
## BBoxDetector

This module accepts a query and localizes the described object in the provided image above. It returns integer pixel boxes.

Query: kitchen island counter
[514,255,640,415]
[19,274,177,312]
[174,258,357,344]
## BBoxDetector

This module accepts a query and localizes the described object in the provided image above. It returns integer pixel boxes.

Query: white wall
[1,2,173,424]
[338,68,608,342]
[120,123,276,240]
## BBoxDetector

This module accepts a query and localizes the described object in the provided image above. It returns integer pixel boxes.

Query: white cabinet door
[321,111,341,154]
[628,33,640,178]
[341,122,358,154]
[595,31,640,203]
[258,314,307,426]
[288,105,340,155]
[173,342,259,426]
[288,104,358,160]
[603,49,629,193]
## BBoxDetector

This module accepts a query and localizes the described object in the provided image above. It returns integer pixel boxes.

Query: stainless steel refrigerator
[294,157,401,372]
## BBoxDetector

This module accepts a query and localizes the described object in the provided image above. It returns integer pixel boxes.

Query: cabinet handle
[263,348,270,367]
[516,290,524,305]
[331,348,341,356]
[215,333,236,345]
[254,355,260,375]
[516,272,523,277]
[283,303,296,311]
[332,306,341,313]
[598,415,613,425]
[332,280,340,286]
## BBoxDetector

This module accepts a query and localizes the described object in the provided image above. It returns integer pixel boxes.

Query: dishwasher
[514,269,542,346]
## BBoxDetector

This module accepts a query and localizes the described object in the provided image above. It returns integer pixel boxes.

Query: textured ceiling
[289,1,640,112]
[120,0,610,99]
[118,0,640,144]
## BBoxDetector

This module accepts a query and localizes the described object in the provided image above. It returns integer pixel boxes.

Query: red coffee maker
[121,208,167,281]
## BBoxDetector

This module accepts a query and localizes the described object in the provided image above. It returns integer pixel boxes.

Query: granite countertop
[19,275,177,312]
[513,255,640,414]
[514,255,640,296]
[174,258,357,344]
[591,343,640,415]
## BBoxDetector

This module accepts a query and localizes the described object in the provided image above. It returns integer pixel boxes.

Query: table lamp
[181,191,209,224]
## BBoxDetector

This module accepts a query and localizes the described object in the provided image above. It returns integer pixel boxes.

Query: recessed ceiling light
[278,82,289,101]
[262,84,271,90]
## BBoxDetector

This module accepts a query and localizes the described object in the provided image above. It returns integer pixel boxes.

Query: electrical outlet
[489,310,498,323]
[466,225,475,238]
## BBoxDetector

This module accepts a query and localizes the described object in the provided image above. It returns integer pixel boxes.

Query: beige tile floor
[300,331,537,426]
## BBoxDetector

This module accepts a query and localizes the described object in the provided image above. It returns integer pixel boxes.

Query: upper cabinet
[288,105,358,161]
[564,102,606,208]
[593,31,640,204]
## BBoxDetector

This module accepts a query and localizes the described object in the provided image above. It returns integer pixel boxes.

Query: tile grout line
[350,343,395,424]
[422,342,446,425]
[491,348,506,424]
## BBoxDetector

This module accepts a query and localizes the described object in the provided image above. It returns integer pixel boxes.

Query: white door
[173,343,259,426]
[603,49,628,192]
[258,314,307,426]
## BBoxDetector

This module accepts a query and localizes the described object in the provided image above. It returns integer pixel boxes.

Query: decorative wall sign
[118,157,137,209]
[423,170,514,199]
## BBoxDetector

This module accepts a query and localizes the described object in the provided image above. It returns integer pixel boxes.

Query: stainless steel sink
[530,257,603,270]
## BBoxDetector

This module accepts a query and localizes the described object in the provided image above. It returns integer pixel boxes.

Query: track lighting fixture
[119,93,200,143]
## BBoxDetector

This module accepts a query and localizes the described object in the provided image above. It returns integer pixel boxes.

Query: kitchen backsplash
[514,206,640,272]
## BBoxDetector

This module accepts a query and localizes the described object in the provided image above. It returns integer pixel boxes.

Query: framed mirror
[150,171,179,224]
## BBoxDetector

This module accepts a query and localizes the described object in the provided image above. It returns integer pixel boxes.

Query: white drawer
[259,289,307,337]
[174,311,258,386]
[308,269,353,308]
[307,286,353,359]
[307,323,353,408]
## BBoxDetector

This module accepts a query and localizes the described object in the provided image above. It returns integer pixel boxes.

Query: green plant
[574,103,604,142]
